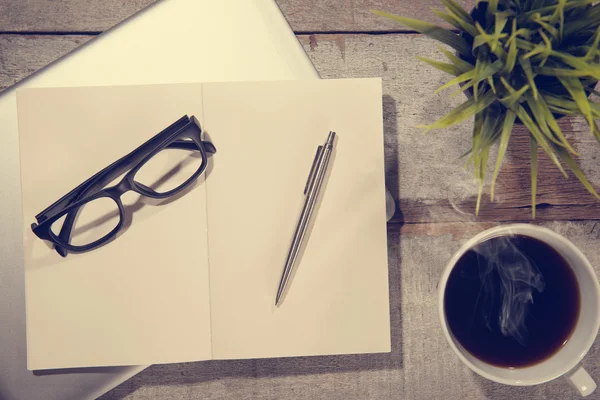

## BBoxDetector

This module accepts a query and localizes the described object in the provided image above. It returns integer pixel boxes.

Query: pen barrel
[279,149,329,285]
[308,147,333,205]
[276,138,335,304]
[325,131,336,148]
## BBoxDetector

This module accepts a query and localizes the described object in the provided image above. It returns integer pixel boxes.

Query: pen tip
[275,285,285,307]
[275,292,284,307]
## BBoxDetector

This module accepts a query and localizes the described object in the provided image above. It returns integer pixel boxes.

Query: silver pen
[275,131,337,306]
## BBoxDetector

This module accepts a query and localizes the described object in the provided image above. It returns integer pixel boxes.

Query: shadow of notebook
[17,79,390,370]
[0,0,318,399]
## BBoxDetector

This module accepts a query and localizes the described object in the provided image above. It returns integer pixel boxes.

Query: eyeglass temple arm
[35,116,193,223]
[36,115,216,224]
[53,139,216,218]
[53,139,216,257]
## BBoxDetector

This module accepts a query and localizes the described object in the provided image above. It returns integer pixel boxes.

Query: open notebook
[17,78,390,370]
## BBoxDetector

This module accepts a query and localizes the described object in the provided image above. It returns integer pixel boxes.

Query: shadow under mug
[438,224,600,396]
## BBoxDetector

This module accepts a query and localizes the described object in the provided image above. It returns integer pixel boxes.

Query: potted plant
[374,0,600,217]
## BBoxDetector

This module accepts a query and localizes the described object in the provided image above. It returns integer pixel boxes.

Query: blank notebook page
[18,84,212,369]
[202,78,391,359]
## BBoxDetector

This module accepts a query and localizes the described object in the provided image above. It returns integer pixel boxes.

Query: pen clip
[304,146,323,195]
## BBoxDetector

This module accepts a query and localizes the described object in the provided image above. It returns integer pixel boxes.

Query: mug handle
[566,364,596,397]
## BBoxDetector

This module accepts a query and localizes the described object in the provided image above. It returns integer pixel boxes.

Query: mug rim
[438,223,600,386]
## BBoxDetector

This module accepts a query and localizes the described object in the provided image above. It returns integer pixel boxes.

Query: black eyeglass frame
[31,115,216,257]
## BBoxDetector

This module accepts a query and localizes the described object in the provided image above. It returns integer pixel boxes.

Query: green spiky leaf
[555,145,600,199]
[563,4,600,36]
[445,59,504,95]
[417,56,465,76]
[519,55,539,99]
[499,80,530,107]
[488,0,499,18]
[490,110,516,201]
[524,93,565,147]
[585,27,600,60]
[440,0,474,24]
[531,12,559,40]
[536,66,600,79]
[437,46,475,72]
[435,69,478,94]
[558,76,595,131]
[514,104,568,177]
[476,146,490,215]
[544,92,600,118]
[533,94,578,154]
[502,23,519,74]
[420,90,497,132]
[431,9,479,37]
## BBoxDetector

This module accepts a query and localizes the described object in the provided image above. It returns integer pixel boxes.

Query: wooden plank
[0,0,472,33]
[396,124,600,223]
[2,33,600,222]
[98,220,600,400]
[0,35,90,90]
[278,0,474,32]
[0,0,155,32]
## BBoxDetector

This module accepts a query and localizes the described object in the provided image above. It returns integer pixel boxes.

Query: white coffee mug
[439,224,600,396]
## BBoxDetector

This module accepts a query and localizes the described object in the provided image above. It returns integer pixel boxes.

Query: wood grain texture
[99,221,600,400]
[0,0,471,33]
[0,35,90,90]
[277,0,474,32]
[0,0,155,32]
[395,124,600,223]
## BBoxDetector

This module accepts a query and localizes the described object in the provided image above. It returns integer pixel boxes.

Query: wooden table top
[1,1,599,399]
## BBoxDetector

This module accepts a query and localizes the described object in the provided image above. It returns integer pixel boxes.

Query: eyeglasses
[31,115,216,257]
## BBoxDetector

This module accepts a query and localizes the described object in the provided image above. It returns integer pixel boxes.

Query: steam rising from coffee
[473,236,546,346]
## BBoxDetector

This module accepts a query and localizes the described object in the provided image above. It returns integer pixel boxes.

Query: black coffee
[444,235,580,368]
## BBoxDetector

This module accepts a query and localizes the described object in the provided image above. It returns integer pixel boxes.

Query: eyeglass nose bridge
[105,177,135,198]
